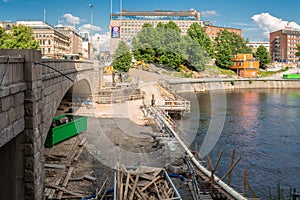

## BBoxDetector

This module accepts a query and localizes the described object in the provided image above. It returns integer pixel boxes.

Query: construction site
[43,68,260,200]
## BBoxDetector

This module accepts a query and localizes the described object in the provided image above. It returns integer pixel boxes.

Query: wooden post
[221,156,241,181]
[194,143,198,158]
[243,169,247,197]
[151,94,155,106]
[228,149,235,185]
[213,151,223,172]
[207,154,213,170]
[246,181,257,198]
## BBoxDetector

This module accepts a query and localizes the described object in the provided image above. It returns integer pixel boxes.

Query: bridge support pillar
[0,50,44,200]
[22,50,44,200]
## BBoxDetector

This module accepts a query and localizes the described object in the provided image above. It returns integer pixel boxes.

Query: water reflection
[186,89,300,199]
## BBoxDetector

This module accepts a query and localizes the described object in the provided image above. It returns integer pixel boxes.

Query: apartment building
[109,9,202,54]
[246,41,270,52]
[270,28,300,63]
[0,21,15,30]
[55,25,83,57]
[204,24,242,39]
[16,21,70,59]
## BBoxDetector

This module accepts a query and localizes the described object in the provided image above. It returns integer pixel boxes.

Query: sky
[1,0,300,50]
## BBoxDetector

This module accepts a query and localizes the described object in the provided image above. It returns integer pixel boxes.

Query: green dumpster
[45,114,87,148]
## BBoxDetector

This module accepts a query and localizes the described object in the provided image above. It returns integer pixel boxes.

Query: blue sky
[1,0,300,48]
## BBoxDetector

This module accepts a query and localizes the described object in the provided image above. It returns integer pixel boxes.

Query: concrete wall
[162,78,300,93]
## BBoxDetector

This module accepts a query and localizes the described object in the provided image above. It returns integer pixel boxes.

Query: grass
[259,67,289,78]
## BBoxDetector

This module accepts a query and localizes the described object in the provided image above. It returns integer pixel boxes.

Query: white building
[247,41,270,52]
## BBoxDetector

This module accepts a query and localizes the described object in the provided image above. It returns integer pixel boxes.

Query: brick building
[204,24,242,39]
[270,28,300,63]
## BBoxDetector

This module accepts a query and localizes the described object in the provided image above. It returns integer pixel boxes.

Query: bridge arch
[42,71,96,145]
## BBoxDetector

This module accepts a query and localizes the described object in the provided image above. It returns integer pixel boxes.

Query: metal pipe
[151,107,248,200]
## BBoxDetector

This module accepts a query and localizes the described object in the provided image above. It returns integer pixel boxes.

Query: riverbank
[128,68,300,93]
[160,77,300,93]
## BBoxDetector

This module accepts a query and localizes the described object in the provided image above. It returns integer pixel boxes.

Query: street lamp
[89,3,93,43]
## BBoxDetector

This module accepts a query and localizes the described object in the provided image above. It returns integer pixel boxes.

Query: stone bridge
[0,49,101,200]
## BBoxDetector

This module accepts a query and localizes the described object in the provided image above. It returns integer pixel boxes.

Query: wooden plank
[154,182,162,199]
[140,176,161,192]
[61,195,83,199]
[83,175,97,181]
[45,164,66,169]
[139,173,156,180]
[78,138,87,147]
[46,184,83,197]
[123,172,131,199]
[95,176,109,199]
[129,175,140,200]
[57,167,74,199]
[48,177,62,199]
[73,148,83,162]
[127,182,144,199]
[45,188,51,197]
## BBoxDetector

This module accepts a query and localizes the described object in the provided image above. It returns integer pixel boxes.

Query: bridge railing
[157,100,190,113]
[0,55,24,87]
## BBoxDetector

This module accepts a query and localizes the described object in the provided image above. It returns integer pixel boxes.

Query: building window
[48,40,51,45]
[48,48,51,53]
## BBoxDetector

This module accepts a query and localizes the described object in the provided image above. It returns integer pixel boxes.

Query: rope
[34,62,74,83]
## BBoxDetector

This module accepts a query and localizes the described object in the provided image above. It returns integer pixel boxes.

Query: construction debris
[114,164,182,200]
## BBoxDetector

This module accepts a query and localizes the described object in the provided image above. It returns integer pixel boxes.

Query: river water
[179,88,300,199]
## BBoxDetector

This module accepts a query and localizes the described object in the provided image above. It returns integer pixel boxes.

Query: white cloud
[201,10,219,18]
[78,24,102,32]
[92,32,110,51]
[63,13,81,25]
[252,13,300,38]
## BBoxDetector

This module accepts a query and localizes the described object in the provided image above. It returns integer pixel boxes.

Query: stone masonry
[0,49,99,200]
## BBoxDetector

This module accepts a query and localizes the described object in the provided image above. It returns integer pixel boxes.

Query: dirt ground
[43,69,193,199]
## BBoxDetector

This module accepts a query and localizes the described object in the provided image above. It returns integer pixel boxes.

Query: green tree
[184,36,209,71]
[164,21,181,33]
[141,23,153,28]
[132,24,159,63]
[215,39,233,69]
[132,21,209,72]
[215,30,252,55]
[156,22,165,29]
[0,24,39,49]
[187,23,214,57]
[112,41,131,73]
[0,27,9,47]
[254,45,271,68]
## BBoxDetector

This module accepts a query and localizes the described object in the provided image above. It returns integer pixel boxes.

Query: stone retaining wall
[162,78,300,92]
